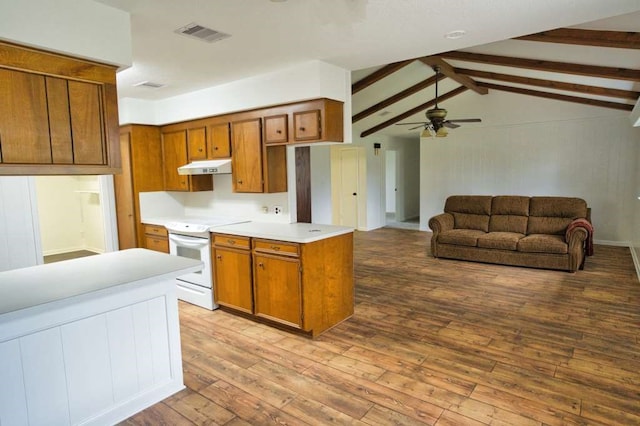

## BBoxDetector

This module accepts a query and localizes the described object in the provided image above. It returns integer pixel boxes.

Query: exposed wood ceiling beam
[420,57,488,95]
[456,68,640,100]
[476,82,634,111]
[351,59,414,94]
[360,86,468,138]
[514,28,640,50]
[352,74,441,123]
[439,51,640,81]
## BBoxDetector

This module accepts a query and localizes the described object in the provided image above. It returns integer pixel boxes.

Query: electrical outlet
[261,206,268,213]
[273,206,282,215]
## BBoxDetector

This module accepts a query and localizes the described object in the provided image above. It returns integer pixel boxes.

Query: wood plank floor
[121,228,640,425]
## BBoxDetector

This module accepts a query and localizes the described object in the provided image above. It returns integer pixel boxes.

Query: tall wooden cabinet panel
[114,125,164,250]
[0,41,120,175]
[162,131,189,192]
[68,80,105,165]
[46,77,73,164]
[231,119,263,193]
[212,234,253,314]
[0,68,51,164]
[208,123,231,158]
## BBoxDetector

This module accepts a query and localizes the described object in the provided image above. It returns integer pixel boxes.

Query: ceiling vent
[175,22,231,43]
[133,81,165,89]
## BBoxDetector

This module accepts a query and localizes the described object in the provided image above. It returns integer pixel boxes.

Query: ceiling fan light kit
[396,65,481,137]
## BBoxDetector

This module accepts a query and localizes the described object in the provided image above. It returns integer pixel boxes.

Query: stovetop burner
[165,216,248,238]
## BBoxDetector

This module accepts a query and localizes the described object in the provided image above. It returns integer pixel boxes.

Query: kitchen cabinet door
[187,127,207,161]
[264,114,288,144]
[253,253,302,328]
[0,69,51,164]
[231,118,263,193]
[208,123,231,158]
[213,246,253,313]
[293,109,321,141]
[162,130,189,191]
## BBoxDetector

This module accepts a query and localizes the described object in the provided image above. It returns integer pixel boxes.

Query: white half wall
[0,0,131,67]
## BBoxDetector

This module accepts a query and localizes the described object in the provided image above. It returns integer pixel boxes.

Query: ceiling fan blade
[443,121,460,129]
[408,124,425,130]
[396,122,428,125]
[447,118,482,123]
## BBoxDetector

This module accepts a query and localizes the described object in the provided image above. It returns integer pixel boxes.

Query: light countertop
[211,222,354,243]
[0,248,203,315]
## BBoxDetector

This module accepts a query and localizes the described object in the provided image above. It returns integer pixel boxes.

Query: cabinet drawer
[253,239,299,257]
[145,236,169,253]
[213,234,251,249]
[144,224,168,237]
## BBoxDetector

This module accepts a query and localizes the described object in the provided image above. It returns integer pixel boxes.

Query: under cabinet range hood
[177,159,232,175]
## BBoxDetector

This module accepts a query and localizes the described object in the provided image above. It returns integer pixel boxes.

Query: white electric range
[165,217,248,310]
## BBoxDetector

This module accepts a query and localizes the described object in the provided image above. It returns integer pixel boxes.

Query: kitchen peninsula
[0,249,202,425]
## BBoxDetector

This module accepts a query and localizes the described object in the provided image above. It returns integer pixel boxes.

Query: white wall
[0,0,131,67]
[0,177,40,271]
[633,138,640,275]
[310,145,333,225]
[419,107,640,242]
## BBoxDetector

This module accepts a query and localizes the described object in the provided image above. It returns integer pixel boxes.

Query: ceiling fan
[397,66,481,137]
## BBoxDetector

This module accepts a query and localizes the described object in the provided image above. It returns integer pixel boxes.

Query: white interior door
[338,148,359,228]
[385,150,397,219]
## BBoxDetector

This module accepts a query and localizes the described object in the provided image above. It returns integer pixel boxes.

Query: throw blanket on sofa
[566,218,594,256]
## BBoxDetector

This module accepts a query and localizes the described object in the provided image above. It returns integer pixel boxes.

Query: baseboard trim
[630,245,640,284]
[593,239,631,247]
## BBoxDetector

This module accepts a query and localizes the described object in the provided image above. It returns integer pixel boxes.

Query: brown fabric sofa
[428,195,592,272]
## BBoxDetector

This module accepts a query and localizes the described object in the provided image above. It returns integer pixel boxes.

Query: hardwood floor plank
[119,229,640,425]
[301,362,444,423]
[249,359,374,419]
[164,389,236,425]
[199,380,303,425]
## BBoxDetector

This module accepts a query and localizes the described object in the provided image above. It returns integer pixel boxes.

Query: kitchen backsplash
[139,175,291,223]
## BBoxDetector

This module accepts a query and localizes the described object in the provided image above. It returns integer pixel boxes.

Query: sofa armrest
[428,213,454,257]
[566,219,592,271]
[429,213,454,234]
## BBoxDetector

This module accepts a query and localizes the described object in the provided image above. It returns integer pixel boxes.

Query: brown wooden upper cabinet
[264,114,288,144]
[208,123,231,158]
[231,119,264,193]
[293,109,321,141]
[0,41,120,175]
[187,127,207,161]
[162,130,213,192]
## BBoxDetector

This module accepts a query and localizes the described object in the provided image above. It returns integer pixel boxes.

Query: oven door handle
[169,234,208,248]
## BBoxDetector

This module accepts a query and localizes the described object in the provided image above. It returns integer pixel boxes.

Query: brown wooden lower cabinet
[212,234,253,314]
[143,224,169,253]
[212,232,354,337]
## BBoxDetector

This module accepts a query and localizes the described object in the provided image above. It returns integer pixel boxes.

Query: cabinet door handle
[227,239,236,245]
[276,129,282,134]
[270,245,280,251]
[214,146,219,150]
[238,180,243,184]
[258,262,264,269]
[216,255,222,260]
[299,127,305,131]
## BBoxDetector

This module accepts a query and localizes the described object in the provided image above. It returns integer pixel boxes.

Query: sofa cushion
[445,195,492,215]
[489,215,528,234]
[527,217,573,236]
[477,232,524,251]
[452,213,490,232]
[492,196,530,216]
[517,234,568,254]
[438,229,485,247]
[529,197,587,218]
[527,197,587,235]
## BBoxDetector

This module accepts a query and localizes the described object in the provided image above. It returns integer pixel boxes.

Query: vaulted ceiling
[352,14,640,139]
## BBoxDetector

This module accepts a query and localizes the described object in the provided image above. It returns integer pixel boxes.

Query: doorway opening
[34,175,112,263]
[383,144,420,230]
